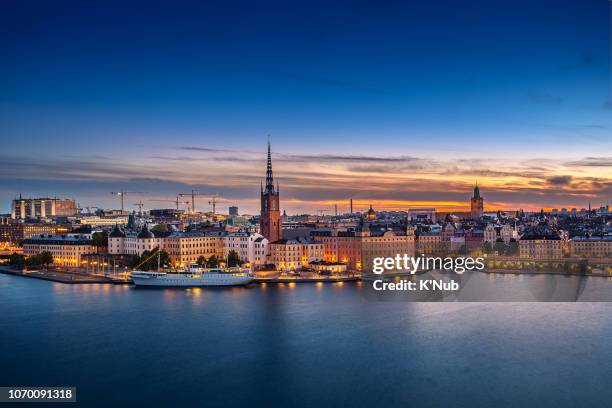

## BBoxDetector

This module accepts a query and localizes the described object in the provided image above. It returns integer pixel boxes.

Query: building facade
[570,236,612,258]
[11,197,77,219]
[519,229,563,259]
[22,234,94,266]
[311,223,416,273]
[223,232,269,267]
[269,238,324,271]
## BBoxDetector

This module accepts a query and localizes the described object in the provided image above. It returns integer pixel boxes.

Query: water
[1,273,612,407]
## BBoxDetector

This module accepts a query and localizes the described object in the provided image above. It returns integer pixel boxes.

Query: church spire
[265,137,275,193]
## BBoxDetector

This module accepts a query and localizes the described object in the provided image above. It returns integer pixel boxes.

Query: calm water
[1,273,612,407]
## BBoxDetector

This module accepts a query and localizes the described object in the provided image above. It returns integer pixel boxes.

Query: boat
[131,264,254,287]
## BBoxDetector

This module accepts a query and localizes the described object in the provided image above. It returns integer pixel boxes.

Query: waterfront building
[260,141,282,243]
[311,222,415,273]
[164,232,224,266]
[0,221,70,244]
[11,196,77,219]
[470,184,484,218]
[222,232,269,267]
[269,237,324,271]
[108,226,268,267]
[22,234,94,266]
[519,228,563,259]
[570,236,612,258]
[309,261,348,274]
[108,224,165,257]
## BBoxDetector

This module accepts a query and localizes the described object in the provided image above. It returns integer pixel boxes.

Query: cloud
[547,175,573,185]
[0,150,610,214]
[565,157,612,167]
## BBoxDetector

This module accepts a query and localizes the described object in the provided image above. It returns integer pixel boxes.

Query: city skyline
[1,0,611,213]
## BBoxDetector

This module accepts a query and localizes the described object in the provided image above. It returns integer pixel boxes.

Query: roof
[137,225,154,239]
[270,237,321,245]
[109,224,126,238]
[22,235,92,245]
[520,227,561,241]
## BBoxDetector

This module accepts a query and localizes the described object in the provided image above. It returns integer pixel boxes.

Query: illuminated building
[269,237,324,271]
[570,236,612,258]
[76,215,129,227]
[519,229,562,259]
[311,222,415,273]
[0,221,69,244]
[22,234,94,266]
[11,196,77,219]
[366,205,376,221]
[108,224,165,257]
[260,141,282,243]
[223,232,269,268]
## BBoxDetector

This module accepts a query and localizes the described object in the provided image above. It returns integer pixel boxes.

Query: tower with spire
[260,139,282,242]
[470,182,484,218]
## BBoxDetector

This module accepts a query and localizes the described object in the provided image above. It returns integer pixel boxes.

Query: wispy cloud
[564,157,612,167]
[1,151,610,213]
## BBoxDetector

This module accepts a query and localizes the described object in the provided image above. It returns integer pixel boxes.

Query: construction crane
[110,191,145,212]
[133,201,145,216]
[208,194,228,215]
[149,197,181,210]
[178,190,205,213]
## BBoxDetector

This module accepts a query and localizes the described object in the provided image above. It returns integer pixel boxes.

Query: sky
[1,0,611,214]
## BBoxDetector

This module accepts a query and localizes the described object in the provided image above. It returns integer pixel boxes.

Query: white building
[108,225,163,256]
[222,232,269,267]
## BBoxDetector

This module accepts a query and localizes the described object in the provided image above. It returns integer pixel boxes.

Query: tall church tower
[260,140,282,242]
[470,183,484,218]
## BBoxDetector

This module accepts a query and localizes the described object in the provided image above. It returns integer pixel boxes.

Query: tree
[130,248,171,271]
[92,231,108,247]
[40,251,53,268]
[196,255,207,267]
[206,255,219,268]
[493,240,507,255]
[151,224,169,234]
[9,252,25,269]
[482,242,493,254]
[227,250,243,267]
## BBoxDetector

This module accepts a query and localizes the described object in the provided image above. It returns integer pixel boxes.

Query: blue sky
[1,0,610,213]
